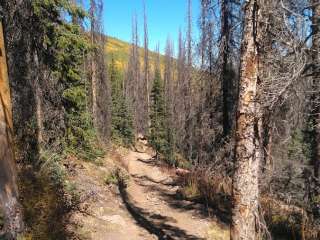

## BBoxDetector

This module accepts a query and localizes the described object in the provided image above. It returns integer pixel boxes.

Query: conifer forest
[0,0,320,239]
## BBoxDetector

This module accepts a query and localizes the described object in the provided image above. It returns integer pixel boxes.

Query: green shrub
[104,171,119,185]
[104,168,129,186]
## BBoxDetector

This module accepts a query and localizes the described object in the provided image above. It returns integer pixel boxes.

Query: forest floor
[67,141,229,240]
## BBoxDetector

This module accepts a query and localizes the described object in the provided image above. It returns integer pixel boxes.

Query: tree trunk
[0,18,23,239]
[185,0,193,161]
[91,47,98,129]
[220,0,232,137]
[90,0,98,129]
[311,0,320,178]
[143,1,150,133]
[231,1,261,239]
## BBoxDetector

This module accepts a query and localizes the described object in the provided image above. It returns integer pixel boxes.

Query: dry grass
[180,168,232,217]
[180,168,320,240]
[207,222,230,240]
[261,196,320,240]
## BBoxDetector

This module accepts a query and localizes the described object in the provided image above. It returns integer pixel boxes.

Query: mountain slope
[105,36,166,72]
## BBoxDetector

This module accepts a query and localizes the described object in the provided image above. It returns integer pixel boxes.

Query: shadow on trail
[134,158,231,225]
[131,173,177,186]
[118,179,205,240]
[137,157,163,168]
[131,174,213,218]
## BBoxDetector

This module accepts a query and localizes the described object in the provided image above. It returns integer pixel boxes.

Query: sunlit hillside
[105,36,166,72]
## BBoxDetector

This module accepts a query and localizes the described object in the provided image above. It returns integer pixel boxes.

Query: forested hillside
[0,0,320,240]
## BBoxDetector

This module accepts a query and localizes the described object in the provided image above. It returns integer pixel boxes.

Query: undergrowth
[19,149,81,240]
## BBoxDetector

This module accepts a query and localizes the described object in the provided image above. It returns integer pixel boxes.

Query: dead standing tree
[185,0,193,161]
[231,0,263,239]
[89,0,98,128]
[143,1,150,135]
[220,0,232,138]
[175,29,187,153]
[231,0,314,238]
[90,0,111,143]
[164,36,174,120]
[125,13,141,136]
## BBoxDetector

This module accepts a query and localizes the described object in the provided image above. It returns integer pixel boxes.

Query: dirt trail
[121,150,216,240]
[69,146,228,240]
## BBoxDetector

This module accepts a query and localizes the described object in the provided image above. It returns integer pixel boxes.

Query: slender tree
[143,0,150,134]
[164,37,174,112]
[89,0,98,127]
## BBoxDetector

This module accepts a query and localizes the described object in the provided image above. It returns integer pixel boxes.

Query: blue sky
[102,0,200,53]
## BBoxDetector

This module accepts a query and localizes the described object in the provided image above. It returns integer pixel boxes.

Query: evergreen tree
[149,69,174,164]
[109,56,134,146]
[32,0,103,160]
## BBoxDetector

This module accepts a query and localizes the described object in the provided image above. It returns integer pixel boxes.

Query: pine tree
[149,69,174,164]
[31,0,103,160]
[109,56,134,146]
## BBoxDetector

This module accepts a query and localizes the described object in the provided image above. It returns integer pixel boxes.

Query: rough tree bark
[0,14,22,238]
[231,0,261,239]
[311,0,320,178]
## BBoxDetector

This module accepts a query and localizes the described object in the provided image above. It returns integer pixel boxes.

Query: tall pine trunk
[143,1,150,133]
[312,0,320,178]
[231,1,261,239]
[0,18,22,238]
[90,0,98,129]
[185,0,193,160]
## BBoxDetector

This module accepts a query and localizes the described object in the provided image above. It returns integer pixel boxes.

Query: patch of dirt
[68,144,228,240]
